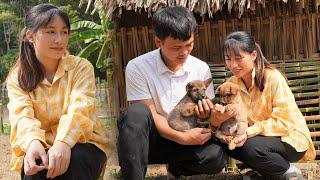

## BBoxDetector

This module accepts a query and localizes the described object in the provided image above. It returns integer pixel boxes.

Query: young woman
[213,31,315,179]
[6,4,108,180]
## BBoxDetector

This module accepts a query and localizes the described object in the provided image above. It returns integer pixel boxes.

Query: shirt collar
[156,48,192,75]
[234,67,256,93]
[42,53,76,85]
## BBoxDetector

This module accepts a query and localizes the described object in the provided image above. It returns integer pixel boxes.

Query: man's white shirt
[126,48,214,118]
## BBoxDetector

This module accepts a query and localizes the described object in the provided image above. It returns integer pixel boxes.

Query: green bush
[0,49,17,83]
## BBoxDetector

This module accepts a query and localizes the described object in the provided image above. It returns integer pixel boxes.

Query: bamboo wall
[113,1,320,111]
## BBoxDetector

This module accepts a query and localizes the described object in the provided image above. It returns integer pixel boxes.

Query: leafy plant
[68,6,114,70]
[0,49,18,83]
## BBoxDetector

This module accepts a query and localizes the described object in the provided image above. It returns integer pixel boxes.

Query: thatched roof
[94,0,308,19]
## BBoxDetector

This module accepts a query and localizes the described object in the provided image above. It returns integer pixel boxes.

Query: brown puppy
[214,82,248,150]
[168,78,212,132]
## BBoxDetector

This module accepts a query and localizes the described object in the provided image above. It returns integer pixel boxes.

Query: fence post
[0,103,3,133]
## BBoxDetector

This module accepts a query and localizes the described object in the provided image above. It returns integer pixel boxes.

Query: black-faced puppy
[168,78,212,132]
[214,82,248,150]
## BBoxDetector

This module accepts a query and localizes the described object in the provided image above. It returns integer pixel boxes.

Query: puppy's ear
[186,82,193,92]
[215,85,221,95]
[204,78,213,88]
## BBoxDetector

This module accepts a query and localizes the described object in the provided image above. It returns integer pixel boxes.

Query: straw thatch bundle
[94,0,319,19]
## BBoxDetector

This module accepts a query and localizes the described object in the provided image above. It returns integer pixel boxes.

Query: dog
[168,78,212,132]
[213,82,248,150]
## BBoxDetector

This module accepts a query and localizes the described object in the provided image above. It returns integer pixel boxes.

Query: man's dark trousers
[117,103,227,180]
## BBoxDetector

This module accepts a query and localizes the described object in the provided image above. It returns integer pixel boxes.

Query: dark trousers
[117,103,227,180]
[221,136,306,178]
[21,143,107,180]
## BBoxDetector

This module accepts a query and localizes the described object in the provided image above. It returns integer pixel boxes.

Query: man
[117,6,228,179]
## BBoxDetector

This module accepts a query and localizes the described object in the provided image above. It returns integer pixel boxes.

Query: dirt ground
[1,133,320,180]
[1,105,320,180]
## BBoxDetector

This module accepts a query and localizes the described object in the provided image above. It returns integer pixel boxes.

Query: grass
[0,123,10,135]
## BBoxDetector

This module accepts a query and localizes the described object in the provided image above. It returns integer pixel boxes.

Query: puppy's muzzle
[195,90,206,101]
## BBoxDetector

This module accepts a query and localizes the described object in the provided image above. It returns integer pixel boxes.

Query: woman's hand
[209,104,233,128]
[234,133,247,147]
[46,141,71,178]
[195,99,213,119]
[24,140,48,176]
[225,103,240,117]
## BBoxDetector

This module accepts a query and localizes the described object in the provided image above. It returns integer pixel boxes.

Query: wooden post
[0,103,3,133]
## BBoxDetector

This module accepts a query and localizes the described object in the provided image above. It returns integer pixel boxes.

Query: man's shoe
[166,164,178,180]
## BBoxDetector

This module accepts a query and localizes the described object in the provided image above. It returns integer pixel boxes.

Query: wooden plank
[207,22,213,64]
[280,17,286,60]
[307,14,313,58]
[291,84,320,92]
[142,26,149,52]
[256,17,262,44]
[204,22,209,62]
[288,77,320,86]
[131,27,138,57]
[218,20,226,62]
[300,107,320,113]
[295,16,301,58]
[268,17,275,61]
[305,115,320,121]
[120,28,127,67]
[296,98,320,106]
[311,131,320,137]
[311,14,316,54]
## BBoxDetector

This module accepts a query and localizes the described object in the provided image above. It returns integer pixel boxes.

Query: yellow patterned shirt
[6,55,110,171]
[227,68,315,161]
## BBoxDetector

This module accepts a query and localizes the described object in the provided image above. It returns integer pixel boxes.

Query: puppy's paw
[225,104,240,117]
[228,140,236,150]
[214,103,226,113]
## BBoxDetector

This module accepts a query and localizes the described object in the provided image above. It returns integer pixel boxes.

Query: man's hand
[46,141,71,178]
[24,140,48,176]
[195,99,213,119]
[179,128,212,145]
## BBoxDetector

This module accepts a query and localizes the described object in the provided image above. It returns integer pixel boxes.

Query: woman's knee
[69,144,106,178]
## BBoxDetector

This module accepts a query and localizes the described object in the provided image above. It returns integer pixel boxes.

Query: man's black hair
[152,6,197,41]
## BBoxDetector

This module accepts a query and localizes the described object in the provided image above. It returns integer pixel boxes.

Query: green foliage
[69,6,115,71]
[1,123,10,135]
[0,2,20,54]
[0,49,17,83]
[59,4,81,23]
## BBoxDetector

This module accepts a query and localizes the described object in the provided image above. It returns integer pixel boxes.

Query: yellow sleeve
[55,60,96,147]
[247,72,294,138]
[6,73,48,156]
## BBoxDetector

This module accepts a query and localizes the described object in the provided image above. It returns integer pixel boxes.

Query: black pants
[21,143,107,180]
[221,136,306,178]
[117,103,227,180]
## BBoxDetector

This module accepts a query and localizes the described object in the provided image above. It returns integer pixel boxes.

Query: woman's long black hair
[18,3,70,92]
[223,31,272,91]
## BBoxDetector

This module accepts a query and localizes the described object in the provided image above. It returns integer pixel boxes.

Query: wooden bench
[210,59,320,167]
